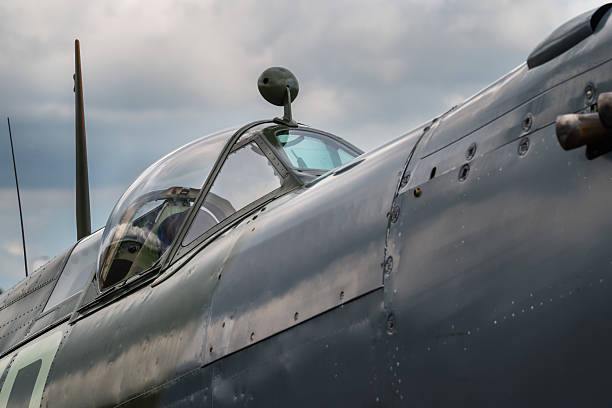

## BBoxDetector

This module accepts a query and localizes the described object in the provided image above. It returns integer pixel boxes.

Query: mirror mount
[279,86,297,127]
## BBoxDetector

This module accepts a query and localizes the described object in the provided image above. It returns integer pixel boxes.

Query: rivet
[585,84,596,103]
[413,188,422,198]
[250,332,255,341]
[339,291,345,301]
[466,143,477,161]
[383,256,394,276]
[458,163,470,182]
[518,137,530,156]
[389,205,400,224]
[386,313,396,334]
[294,312,299,321]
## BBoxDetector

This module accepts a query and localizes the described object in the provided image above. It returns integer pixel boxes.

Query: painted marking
[0,330,63,408]
[0,356,12,385]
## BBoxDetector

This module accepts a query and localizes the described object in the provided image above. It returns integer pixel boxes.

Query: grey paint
[385,124,612,405]
[527,4,611,68]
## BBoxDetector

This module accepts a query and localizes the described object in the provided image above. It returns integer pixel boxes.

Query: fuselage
[1,5,612,407]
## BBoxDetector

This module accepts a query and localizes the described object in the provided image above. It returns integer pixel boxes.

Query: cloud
[2,242,23,257]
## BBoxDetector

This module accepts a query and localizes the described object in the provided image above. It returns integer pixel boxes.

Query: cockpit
[97,123,362,291]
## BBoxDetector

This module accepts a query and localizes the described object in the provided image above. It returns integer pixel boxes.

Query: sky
[0,0,606,290]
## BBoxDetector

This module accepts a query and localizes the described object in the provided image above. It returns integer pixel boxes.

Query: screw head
[458,164,470,182]
[518,137,530,156]
[522,113,533,132]
[384,256,394,274]
[390,205,400,223]
[585,83,597,104]
[466,143,477,161]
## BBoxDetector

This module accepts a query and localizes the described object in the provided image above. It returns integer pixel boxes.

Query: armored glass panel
[43,230,103,312]
[183,143,283,244]
[98,128,234,291]
[276,130,359,171]
[337,148,356,164]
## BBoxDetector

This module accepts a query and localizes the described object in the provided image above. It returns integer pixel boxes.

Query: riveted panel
[0,249,71,356]
[202,132,419,365]
[386,123,612,405]
[209,289,387,407]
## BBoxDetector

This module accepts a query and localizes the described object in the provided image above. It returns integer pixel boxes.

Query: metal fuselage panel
[0,249,71,355]
[41,249,216,407]
[386,124,612,405]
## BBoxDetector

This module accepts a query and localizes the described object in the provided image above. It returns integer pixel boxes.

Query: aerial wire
[6,117,29,278]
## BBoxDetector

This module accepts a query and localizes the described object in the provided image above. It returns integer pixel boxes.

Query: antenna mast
[6,118,28,278]
[74,39,91,240]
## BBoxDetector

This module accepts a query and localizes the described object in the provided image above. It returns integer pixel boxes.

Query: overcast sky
[0,0,606,290]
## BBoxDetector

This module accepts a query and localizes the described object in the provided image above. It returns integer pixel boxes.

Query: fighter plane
[1,4,612,407]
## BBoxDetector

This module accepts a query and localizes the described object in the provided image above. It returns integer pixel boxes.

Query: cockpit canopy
[97,129,232,290]
[97,124,361,291]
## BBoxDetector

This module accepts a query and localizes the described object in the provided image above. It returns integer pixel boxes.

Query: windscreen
[44,229,103,312]
[97,128,234,291]
[276,130,359,171]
